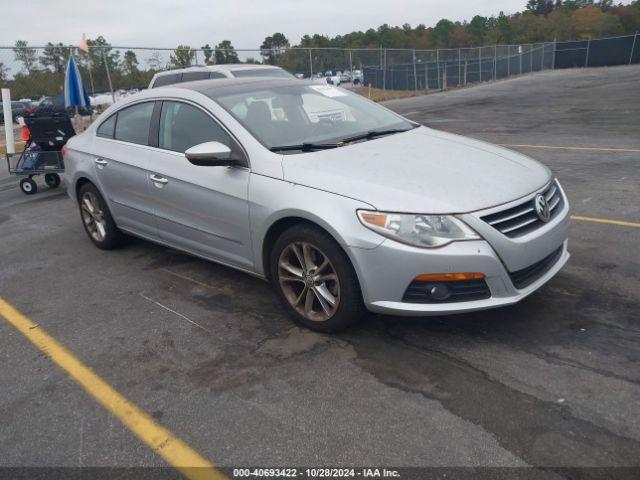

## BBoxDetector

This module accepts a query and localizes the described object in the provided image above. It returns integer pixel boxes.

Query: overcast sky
[3,0,530,49]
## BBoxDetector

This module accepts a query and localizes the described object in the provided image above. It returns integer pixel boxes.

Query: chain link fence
[0,33,638,112]
[362,43,555,90]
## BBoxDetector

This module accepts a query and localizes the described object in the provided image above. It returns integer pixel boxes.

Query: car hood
[281,126,552,213]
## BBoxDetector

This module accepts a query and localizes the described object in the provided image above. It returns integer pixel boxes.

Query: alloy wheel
[278,241,340,322]
[80,191,107,242]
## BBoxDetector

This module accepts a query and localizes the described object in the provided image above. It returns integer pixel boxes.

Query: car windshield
[213,83,415,152]
[231,68,293,79]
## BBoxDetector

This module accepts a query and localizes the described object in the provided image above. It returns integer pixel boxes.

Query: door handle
[94,158,108,167]
[150,174,169,186]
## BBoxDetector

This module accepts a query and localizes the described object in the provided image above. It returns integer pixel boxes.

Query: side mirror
[185,141,240,167]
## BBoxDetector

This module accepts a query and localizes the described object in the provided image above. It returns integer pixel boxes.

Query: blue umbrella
[64,56,91,110]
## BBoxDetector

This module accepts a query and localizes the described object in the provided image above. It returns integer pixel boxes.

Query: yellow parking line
[499,144,640,153]
[0,297,227,480]
[571,215,640,228]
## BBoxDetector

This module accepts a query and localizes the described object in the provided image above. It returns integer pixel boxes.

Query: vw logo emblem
[534,193,551,222]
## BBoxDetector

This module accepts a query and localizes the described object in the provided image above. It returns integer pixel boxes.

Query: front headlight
[357,210,480,248]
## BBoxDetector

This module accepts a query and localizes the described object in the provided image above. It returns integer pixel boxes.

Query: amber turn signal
[359,212,388,228]
[414,272,485,282]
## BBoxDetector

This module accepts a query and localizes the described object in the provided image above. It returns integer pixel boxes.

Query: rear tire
[20,178,37,195]
[270,224,365,332]
[78,183,125,250]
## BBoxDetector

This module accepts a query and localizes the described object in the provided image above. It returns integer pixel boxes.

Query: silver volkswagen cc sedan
[63,77,570,332]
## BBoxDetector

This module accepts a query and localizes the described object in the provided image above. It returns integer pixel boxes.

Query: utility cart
[5,114,75,195]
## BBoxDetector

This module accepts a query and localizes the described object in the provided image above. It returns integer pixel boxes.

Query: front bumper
[348,237,569,317]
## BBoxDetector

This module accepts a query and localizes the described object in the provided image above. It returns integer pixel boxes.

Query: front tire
[270,224,365,332]
[78,183,125,249]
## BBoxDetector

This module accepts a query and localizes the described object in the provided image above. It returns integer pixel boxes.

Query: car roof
[155,64,286,75]
[216,64,286,72]
[172,76,312,98]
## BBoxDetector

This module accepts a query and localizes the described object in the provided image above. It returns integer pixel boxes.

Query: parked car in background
[32,96,67,115]
[0,101,32,124]
[324,71,342,86]
[63,77,570,333]
[29,95,90,117]
[149,64,294,88]
[352,69,363,85]
[339,72,352,83]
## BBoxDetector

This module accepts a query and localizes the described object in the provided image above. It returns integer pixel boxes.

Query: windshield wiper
[269,142,340,152]
[269,126,417,153]
[340,127,414,144]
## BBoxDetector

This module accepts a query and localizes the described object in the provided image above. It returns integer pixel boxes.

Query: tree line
[294,0,639,51]
[1,0,639,98]
[266,0,640,76]
[1,36,253,98]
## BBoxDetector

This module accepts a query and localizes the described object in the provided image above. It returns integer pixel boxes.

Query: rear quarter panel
[63,131,97,203]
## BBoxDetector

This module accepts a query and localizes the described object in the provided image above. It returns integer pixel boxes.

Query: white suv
[149,64,294,88]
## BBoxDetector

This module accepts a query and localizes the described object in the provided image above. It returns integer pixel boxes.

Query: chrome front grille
[481,181,564,238]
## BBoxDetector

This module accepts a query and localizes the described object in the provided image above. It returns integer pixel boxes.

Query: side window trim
[113,111,119,139]
[93,97,250,167]
[148,101,162,148]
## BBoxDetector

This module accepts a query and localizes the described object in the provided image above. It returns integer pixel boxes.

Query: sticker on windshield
[310,85,348,98]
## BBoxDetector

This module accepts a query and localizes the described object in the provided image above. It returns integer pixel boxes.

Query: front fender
[249,174,384,276]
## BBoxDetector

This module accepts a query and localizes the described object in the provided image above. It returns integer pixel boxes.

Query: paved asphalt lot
[0,66,639,478]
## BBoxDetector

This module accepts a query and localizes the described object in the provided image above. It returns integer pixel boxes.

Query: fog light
[428,284,451,300]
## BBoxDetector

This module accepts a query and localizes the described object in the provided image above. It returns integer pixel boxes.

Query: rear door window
[114,102,155,145]
[181,71,211,83]
[232,68,292,78]
[96,114,116,138]
[152,73,180,88]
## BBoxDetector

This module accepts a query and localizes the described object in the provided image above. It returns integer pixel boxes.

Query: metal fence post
[81,46,95,94]
[412,49,418,90]
[478,47,482,82]
[494,45,497,80]
[585,38,591,67]
[382,48,387,90]
[529,45,533,72]
[464,60,467,86]
[541,43,545,70]
[507,46,510,76]
[458,48,461,86]
[102,49,115,103]
[629,32,638,65]
[349,49,353,77]
[552,39,557,69]
[436,49,440,89]
[519,46,523,74]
